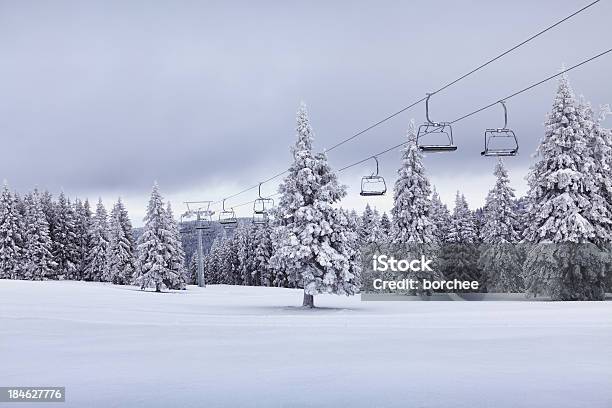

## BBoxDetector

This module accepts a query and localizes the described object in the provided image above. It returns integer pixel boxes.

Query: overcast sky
[1,0,611,225]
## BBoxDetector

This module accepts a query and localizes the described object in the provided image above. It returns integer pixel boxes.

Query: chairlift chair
[360,156,387,196]
[252,211,269,225]
[417,93,457,153]
[481,100,519,157]
[195,209,214,230]
[219,199,238,228]
[253,183,274,214]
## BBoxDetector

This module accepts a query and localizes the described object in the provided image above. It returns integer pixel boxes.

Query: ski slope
[1,280,611,408]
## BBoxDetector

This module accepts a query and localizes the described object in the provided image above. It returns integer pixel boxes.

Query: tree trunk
[302,292,314,308]
[155,283,161,292]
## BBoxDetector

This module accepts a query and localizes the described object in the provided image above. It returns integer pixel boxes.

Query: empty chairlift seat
[417,93,457,153]
[360,156,387,196]
[481,101,519,157]
[219,199,237,228]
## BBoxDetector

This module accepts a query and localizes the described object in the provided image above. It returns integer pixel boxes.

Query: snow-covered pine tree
[391,120,436,244]
[359,204,374,245]
[164,202,187,289]
[204,237,222,284]
[253,223,274,286]
[523,73,609,300]
[513,196,530,238]
[23,191,56,280]
[39,190,56,233]
[270,103,360,307]
[136,184,179,292]
[379,212,391,239]
[588,106,612,291]
[478,159,523,292]
[473,207,485,242]
[215,234,236,284]
[83,199,110,281]
[585,102,612,276]
[430,187,451,243]
[51,192,79,280]
[73,199,92,280]
[233,223,252,285]
[0,183,24,279]
[439,192,482,288]
[253,222,274,286]
[105,198,136,285]
[358,205,384,247]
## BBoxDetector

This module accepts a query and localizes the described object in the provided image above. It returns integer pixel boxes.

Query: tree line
[0,184,187,291]
[2,72,611,302]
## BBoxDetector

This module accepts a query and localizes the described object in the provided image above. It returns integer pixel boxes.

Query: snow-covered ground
[1,280,611,408]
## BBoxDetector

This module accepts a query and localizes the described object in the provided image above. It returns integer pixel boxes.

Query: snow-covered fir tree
[51,192,79,280]
[270,103,360,307]
[523,73,610,300]
[379,211,391,234]
[204,237,222,284]
[359,204,383,246]
[0,183,24,279]
[430,187,451,243]
[136,184,180,292]
[23,191,55,280]
[105,198,136,285]
[84,199,110,281]
[73,199,92,280]
[473,207,485,242]
[585,102,612,239]
[252,223,274,286]
[233,223,252,285]
[391,120,436,244]
[439,192,482,288]
[164,202,187,289]
[478,159,523,292]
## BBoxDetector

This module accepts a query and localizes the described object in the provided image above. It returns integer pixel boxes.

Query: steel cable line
[211,0,602,207]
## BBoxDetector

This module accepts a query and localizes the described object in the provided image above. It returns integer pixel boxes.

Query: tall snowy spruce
[165,203,187,289]
[385,120,441,293]
[51,192,79,280]
[430,187,451,243]
[0,183,24,279]
[84,199,110,281]
[105,198,136,285]
[73,199,92,280]
[270,103,360,307]
[391,120,436,244]
[584,103,612,291]
[439,192,482,288]
[379,212,391,238]
[136,184,179,292]
[478,159,523,292]
[523,73,610,300]
[253,223,274,286]
[23,191,56,280]
[359,204,383,246]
